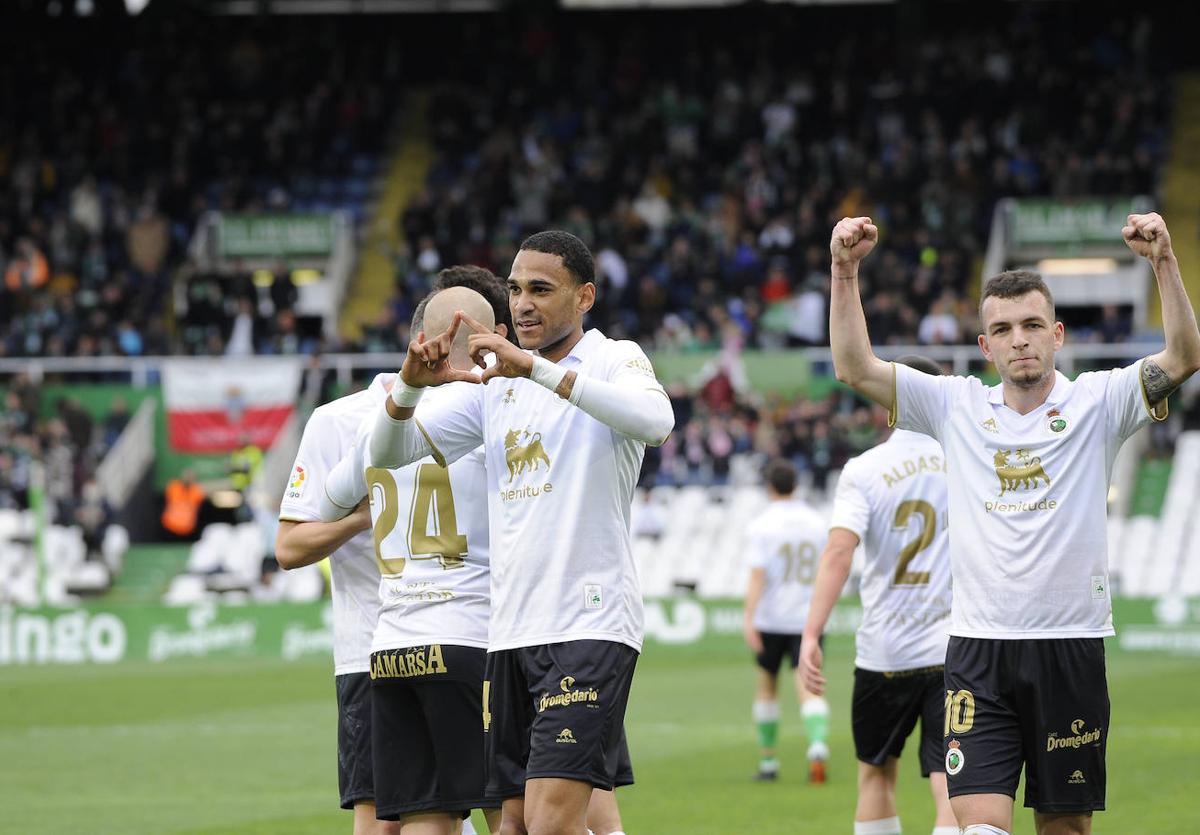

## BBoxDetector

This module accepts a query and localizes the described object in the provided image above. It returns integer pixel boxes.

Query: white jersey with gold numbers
[830,429,950,671]
[893,360,1166,639]
[279,374,391,676]
[746,498,829,635]
[407,329,665,652]
[328,384,491,653]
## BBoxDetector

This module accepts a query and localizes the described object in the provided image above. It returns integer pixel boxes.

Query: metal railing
[0,341,1171,387]
[95,399,157,509]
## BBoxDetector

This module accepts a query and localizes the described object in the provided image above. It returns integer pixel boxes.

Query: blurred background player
[741,457,830,783]
[368,230,673,835]
[800,355,956,835]
[321,282,507,835]
[827,212,1200,835]
[276,356,393,834]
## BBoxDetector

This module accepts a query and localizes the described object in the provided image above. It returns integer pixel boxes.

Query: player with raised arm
[741,458,831,784]
[367,230,674,835]
[321,284,508,835]
[800,354,956,835]
[827,213,1200,835]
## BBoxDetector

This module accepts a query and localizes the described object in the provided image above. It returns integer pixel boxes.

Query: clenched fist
[830,216,878,277]
[1123,212,1173,263]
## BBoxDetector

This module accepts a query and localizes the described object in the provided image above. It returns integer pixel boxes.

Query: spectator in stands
[5,238,49,293]
[918,293,963,345]
[127,203,170,280]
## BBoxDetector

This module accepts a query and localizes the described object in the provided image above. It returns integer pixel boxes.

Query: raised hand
[1123,212,1173,262]
[460,312,535,383]
[399,314,481,388]
[830,216,879,276]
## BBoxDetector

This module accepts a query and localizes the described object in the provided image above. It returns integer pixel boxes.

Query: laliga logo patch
[286,465,307,499]
[946,739,965,775]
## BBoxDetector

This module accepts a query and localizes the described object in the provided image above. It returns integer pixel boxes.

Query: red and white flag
[162,358,303,453]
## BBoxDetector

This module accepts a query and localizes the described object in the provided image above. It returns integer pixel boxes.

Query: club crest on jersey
[503,388,516,404]
[1047,409,1069,434]
[504,428,552,483]
[992,448,1051,496]
[945,739,965,775]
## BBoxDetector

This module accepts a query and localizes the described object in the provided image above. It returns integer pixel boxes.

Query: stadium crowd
[0,18,388,358]
[383,6,1166,352]
[1,7,1168,361]
[0,374,127,557]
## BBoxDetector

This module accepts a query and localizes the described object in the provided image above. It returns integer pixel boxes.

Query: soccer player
[800,355,957,835]
[827,213,1200,835]
[321,284,507,835]
[276,265,510,835]
[277,367,394,835]
[741,458,831,783]
[368,230,674,835]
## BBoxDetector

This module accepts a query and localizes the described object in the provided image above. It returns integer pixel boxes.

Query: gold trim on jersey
[887,362,898,428]
[415,418,447,467]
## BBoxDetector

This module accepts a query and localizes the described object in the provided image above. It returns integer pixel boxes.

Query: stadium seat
[6,559,39,607]
[102,525,130,575]
[0,508,21,544]
[281,563,324,603]
[188,523,234,574]
[1107,517,1127,591]
[1120,517,1161,597]
[163,574,209,606]
[226,523,267,585]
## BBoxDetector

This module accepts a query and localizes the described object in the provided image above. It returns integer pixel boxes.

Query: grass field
[2,630,1198,834]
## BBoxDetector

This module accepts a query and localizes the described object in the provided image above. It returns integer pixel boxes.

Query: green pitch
[2,632,1198,834]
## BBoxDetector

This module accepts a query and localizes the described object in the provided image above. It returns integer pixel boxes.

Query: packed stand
[0,373,131,602]
[378,5,1166,352]
[0,17,391,359]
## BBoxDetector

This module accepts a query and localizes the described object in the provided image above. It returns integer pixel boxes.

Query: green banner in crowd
[219,213,334,258]
[1010,198,1145,249]
[2,596,1197,665]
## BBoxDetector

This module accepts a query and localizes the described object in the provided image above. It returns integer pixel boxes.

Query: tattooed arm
[1123,213,1200,405]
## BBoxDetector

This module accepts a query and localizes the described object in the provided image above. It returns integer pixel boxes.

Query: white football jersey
[893,360,1166,639]
[327,384,491,653]
[830,429,951,671]
[409,329,665,652]
[279,374,391,676]
[746,498,829,634]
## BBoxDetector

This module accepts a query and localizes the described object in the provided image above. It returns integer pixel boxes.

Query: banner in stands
[2,597,1195,665]
[219,213,334,258]
[1010,198,1144,249]
[162,358,303,452]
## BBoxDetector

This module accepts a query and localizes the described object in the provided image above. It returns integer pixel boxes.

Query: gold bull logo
[505,429,552,482]
[993,449,1051,496]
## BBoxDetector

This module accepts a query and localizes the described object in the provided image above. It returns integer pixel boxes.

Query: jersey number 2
[367,464,467,576]
[892,499,936,586]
